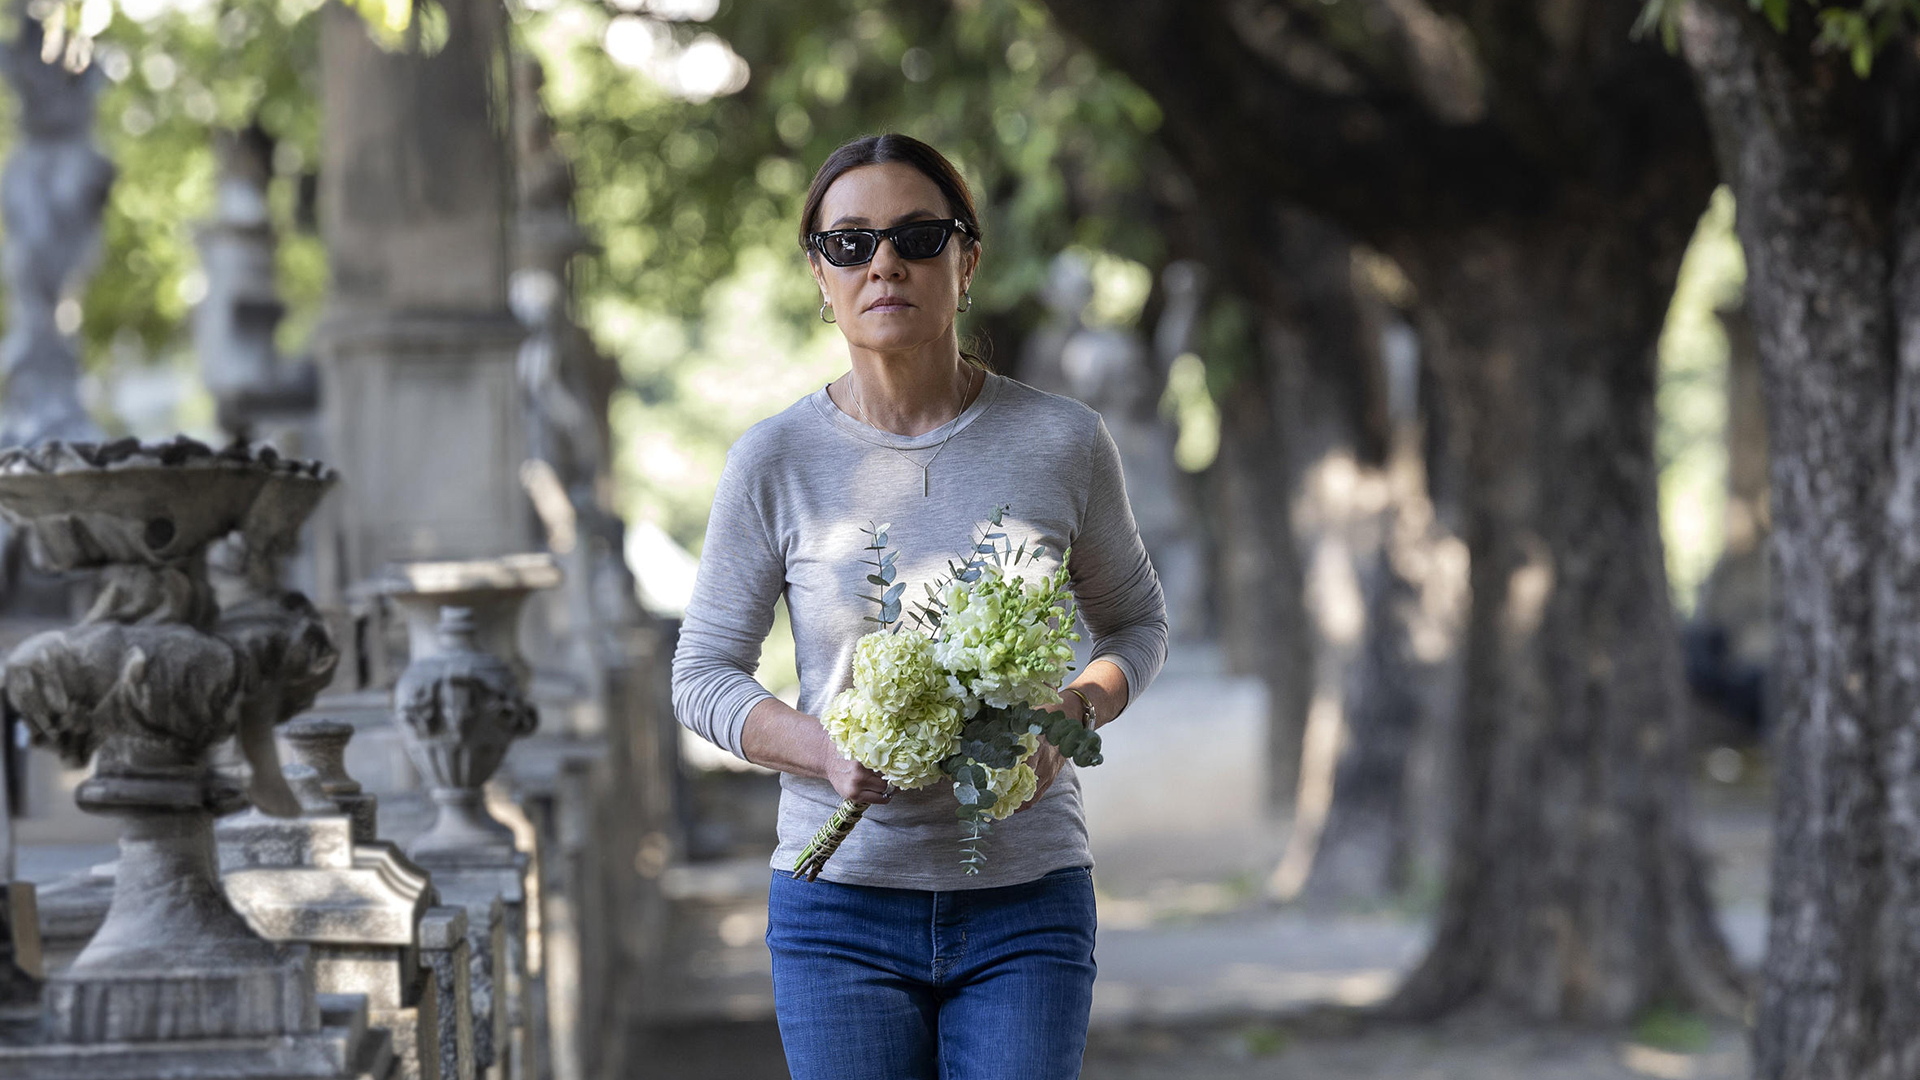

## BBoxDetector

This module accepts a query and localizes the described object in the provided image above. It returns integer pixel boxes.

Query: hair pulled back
[799,134,989,370]
[798,133,983,253]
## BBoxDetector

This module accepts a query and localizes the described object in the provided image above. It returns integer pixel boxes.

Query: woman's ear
[807,252,828,298]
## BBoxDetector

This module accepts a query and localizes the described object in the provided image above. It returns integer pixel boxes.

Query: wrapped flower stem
[791,789,891,881]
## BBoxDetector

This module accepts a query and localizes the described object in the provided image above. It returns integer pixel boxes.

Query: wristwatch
[1064,686,1097,730]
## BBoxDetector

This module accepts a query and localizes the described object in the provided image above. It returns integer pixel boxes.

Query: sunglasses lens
[820,232,877,265]
[892,224,951,259]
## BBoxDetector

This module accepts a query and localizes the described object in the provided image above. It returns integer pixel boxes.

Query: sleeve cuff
[1089,652,1145,711]
[719,689,778,763]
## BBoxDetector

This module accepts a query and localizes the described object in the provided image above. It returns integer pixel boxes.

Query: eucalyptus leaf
[884,581,907,602]
[867,574,889,586]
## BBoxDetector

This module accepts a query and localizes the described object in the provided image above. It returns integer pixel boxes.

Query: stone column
[0,437,390,1078]
[311,0,534,606]
[272,716,479,1080]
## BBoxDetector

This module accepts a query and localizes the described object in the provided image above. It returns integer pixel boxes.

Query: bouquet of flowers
[791,505,1104,880]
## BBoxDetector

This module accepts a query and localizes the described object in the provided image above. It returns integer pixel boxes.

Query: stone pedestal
[0,439,390,1079]
[312,314,534,607]
[218,767,436,1080]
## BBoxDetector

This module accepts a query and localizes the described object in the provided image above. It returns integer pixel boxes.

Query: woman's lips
[865,296,914,312]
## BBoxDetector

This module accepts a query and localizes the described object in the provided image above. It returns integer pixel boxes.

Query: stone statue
[1031,253,1214,644]
[0,8,113,625]
[194,124,318,440]
[0,9,111,450]
[1020,252,1096,398]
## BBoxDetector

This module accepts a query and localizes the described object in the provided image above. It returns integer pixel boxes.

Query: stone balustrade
[0,445,664,1080]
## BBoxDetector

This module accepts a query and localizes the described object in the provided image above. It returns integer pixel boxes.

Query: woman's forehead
[820,162,950,224]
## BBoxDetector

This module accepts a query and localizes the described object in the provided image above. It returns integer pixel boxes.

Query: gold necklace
[850,366,980,497]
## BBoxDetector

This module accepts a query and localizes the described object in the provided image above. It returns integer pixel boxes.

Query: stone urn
[394,606,540,861]
[372,553,561,687]
[0,437,357,1051]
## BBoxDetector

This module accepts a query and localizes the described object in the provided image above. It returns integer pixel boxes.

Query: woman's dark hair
[799,133,983,252]
[799,134,990,370]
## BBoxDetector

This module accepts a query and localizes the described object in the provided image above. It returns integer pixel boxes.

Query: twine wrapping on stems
[790,786,895,881]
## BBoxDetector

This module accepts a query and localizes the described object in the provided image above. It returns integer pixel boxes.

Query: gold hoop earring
[820,299,836,324]
[958,289,972,313]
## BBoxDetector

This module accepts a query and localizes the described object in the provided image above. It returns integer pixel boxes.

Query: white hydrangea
[932,557,1080,712]
[978,733,1040,821]
[821,630,966,789]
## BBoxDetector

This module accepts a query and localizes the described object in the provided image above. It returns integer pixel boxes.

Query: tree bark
[1380,223,1743,1021]
[1680,5,1920,1075]
[1206,330,1315,804]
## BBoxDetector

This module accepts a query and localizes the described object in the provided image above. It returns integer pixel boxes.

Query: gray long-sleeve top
[670,371,1168,889]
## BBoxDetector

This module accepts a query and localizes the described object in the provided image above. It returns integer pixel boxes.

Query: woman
[670,133,1168,1080]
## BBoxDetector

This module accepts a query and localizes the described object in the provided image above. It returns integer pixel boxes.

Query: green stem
[790,797,870,881]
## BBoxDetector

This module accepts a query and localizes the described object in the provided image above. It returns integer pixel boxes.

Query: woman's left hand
[1016,729,1066,813]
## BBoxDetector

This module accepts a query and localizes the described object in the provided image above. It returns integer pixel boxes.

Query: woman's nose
[868,241,907,279]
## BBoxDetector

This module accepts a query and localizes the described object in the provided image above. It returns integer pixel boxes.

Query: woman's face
[809,162,980,357]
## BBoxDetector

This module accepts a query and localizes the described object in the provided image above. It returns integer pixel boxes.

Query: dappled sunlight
[1503,539,1556,640]
[1267,690,1345,901]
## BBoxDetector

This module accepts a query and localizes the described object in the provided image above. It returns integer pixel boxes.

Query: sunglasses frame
[808,218,974,267]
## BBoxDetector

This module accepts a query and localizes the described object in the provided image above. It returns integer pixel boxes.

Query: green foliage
[518,0,1166,553]
[1657,187,1745,613]
[72,1,325,370]
[1240,1024,1292,1058]
[1637,0,1918,75]
[1631,1002,1715,1052]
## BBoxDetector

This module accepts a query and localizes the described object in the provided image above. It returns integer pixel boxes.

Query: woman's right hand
[825,754,893,805]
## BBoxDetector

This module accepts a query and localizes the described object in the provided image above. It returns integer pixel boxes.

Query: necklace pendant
[923,467,930,497]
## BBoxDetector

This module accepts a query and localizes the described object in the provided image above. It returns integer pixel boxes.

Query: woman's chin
[847,323,945,354]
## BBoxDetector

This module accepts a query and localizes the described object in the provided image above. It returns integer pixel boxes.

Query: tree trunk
[1384,222,1744,1022]
[1680,6,1920,1075]
[1259,222,1437,906]
[1207,340,1314,805]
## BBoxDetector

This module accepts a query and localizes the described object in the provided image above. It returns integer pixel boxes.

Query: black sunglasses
[808,218,973,267]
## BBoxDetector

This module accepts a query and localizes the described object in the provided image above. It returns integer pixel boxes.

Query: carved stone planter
[0,438,391,1077]
[393,607,539,861]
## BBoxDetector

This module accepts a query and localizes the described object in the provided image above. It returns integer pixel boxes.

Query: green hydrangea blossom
[821,630,967,790]
[932,556,1080,712]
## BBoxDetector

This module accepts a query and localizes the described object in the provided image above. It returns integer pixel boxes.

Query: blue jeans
[766,865,1098,1080]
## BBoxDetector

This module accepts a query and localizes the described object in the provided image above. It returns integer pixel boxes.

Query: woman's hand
[1016,738,1065,812]
[825,753,893,805]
